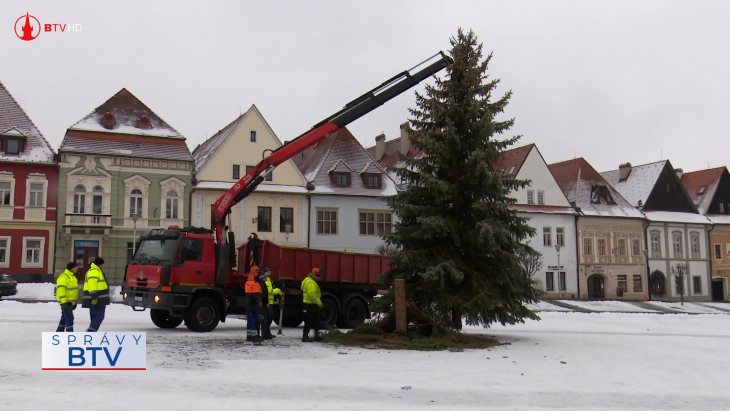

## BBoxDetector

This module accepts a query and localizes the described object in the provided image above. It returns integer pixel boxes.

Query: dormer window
[365,174,382,189]
[2,137,23,155]
[334,172,350,187]
[509,166,516,174]
[698,185,706,195]
[590,185,616,205]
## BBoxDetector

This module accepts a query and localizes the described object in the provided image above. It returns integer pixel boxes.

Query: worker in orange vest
[244,266,264,343]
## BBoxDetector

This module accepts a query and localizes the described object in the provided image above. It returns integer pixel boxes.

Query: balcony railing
[64,213,113,228]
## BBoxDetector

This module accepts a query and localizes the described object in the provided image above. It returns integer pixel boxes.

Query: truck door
[172,238,209,286]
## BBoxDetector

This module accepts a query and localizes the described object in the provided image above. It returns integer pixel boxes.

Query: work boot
[264,335,275,340]
[302,331,313,342]
[251,336,264,343]
[313,332,324,342]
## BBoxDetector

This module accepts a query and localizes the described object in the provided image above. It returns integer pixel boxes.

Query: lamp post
[131,213,141,254]
[555,244,562,299]
[643,249,651,300]
[285,224,292,242]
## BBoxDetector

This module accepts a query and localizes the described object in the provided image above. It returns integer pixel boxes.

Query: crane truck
[121,51,452,332]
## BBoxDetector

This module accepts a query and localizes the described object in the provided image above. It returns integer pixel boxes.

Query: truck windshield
[132,238,180,264]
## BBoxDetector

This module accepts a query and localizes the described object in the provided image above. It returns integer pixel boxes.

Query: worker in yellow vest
[82,257,110,332]
[55,262,79,332]
[301,267,325,342]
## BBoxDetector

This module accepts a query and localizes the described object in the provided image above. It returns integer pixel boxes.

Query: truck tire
[340,298,368,329]
[184,297,220,332]
[150,309,183,329]
[317,298,338,329]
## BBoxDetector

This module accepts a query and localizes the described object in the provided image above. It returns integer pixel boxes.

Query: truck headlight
[124,292,128,299]
[154,295,161,303]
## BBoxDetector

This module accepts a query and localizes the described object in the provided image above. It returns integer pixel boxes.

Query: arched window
[92,186,103,215]
[130,189,143,217]
[73,185,86,214]
[166,190,178,219]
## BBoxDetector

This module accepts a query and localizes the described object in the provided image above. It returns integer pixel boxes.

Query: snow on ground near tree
[557,299,659,313]
[699,302,730,311]
[645,301,725,314]
[2,302,730,410]
[525,300,570,311]
[8,283,123,302]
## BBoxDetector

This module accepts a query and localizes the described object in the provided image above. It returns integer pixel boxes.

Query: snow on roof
[0,80,55,164]
[194,181,309,194]
[707,215,730,225]
[297,128,397,197]
[492,144,534,176]
[601,161,666,207]
[643,211,710,224]
[549,158,645,219]
[68,88,184,139]
[681,167,726,215]
[510,205,577,215]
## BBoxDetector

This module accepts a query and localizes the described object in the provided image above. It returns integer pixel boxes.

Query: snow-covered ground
[525,300,570,311]
[645,301,724,314]
[558,299,658,313]
[2,301,730,410]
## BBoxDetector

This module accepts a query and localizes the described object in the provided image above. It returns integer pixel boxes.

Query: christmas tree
[381,29,540,332]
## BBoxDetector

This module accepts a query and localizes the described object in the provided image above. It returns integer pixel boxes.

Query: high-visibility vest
[301,276,322,306]
[266,277,281,305]
[82,263,110,306]
[56,270,79,304]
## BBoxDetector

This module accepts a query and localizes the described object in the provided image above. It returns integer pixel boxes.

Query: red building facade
[0,81,58,281]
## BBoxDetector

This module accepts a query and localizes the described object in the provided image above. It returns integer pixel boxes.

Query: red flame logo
[15,13,40,41]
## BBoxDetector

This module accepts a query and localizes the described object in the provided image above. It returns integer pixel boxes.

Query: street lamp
[555,244,562,299]
[131,213,141,254]
[643,249,651,300]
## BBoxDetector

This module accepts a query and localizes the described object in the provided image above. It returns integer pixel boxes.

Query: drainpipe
[708,222,715,299]
[574,212,580,299]
[307,193,312,248]
[642,219,651,300]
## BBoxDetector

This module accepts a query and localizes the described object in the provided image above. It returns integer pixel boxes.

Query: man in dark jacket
[257,268,275,339]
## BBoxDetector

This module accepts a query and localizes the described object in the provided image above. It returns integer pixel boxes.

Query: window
[366,174,382,189]
[92,186,103,215]
[130,189,143,217]
[180,239,204,261]
[617,275,627,291]
[583,238,592,256]
[597,238,607,256]
[672,233,683,258]
[73,185,86,214]
[246,165,254,174]
[559,272,566,291]
[3,137,22,155]
[545,272,554,291]
[651,232,661,258]
[527,190,535,205]
[721,203,725,213]
[257,207,272,232]
[23,238,43,267]
[29,183,44,207]
[633,275,643,292]
[727,204,730,215]
[166,190,179,219]
[716,244,722,260]
[590,185,617,205]
[265,170,273,182]
[632,239,641,257]
[280,207,294,233]
[690,234,700,259]
[556,227,564,246]
[334,172,350,187]
[316,209,337,234]
[537,190,545,205]
[543,227,552,246]
[127,242,135,263]
[617,239,626,256]
[359,212,392,235]
[0,237,9,267]
[675,276,683,294]
[508,166,515,174]
[250,131,257,142]
[693,276,702,294]
[232,165,240,180]
[698,185,706,195]
[0,181,11,205]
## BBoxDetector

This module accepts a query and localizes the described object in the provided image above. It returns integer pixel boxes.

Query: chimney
[100,112,116,130]
[675,168,684,180]
[400,122,411,156]
[618,162,632,182]
[375,134,386,161]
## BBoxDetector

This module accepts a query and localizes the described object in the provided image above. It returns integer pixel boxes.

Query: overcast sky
[2,0,728,173]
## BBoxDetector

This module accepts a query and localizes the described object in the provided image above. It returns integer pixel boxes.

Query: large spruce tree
[381,29,540,331]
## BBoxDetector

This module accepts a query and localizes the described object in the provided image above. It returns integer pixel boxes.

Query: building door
[587,275,605,299]
[73,240,100,282]
[650,271,666,298]
[712,278,725,301]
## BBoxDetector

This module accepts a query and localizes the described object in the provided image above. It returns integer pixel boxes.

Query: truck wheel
[340,298,368,329]
[317,298,338,329]
[150,309,183,329]
[184,297,220,332]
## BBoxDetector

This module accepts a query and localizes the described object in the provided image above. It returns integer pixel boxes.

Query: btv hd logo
[42,333,146,370]
[14,12,82,41]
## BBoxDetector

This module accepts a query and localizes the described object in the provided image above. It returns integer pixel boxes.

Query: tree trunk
[451,306,462,330]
